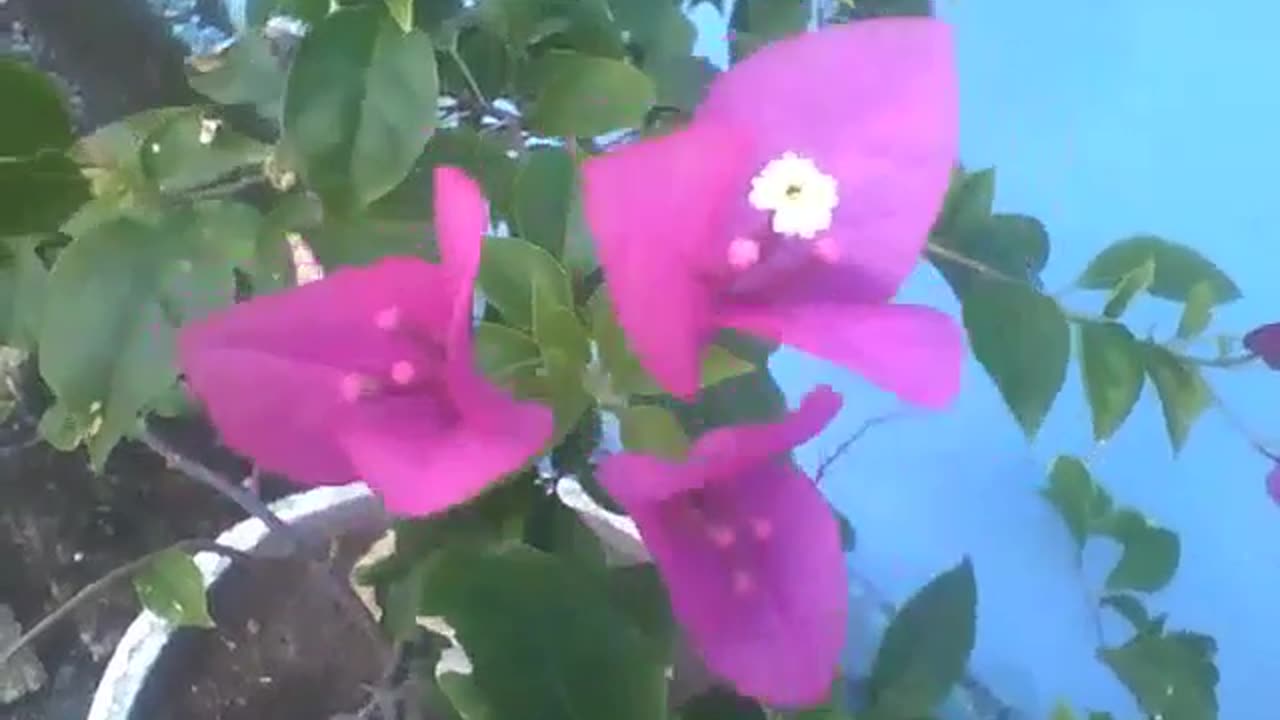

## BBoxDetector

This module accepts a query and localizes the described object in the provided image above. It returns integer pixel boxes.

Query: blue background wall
[693,1,1280,718]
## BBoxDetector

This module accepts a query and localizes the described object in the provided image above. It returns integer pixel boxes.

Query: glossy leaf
[525,50,656,137]
[1176,282,1214,340]
[1077,235,1240,304]
[478,237,574,330]
[1042,456,1113,553]
[1101,257,1154,319]
[1141,344,1209,453]
[1100,509,1180,593]
[616,404,689,459]
[1099,631,1219,720]
[1078,321,1145,441]
[282,4,439,213]
[140,109,270,194]
[866,558,977,718]
[962,279,1070,437]
[133,548,214,628]
[415,544,668,720]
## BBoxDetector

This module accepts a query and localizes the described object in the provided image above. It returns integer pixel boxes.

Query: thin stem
[0,539,248,668]
[448,47,488,108]
[814,410,912,484]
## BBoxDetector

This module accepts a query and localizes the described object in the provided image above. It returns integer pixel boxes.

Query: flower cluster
[177,18,961,709]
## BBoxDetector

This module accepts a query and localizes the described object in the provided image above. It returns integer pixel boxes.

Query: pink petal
[720,302,964,408]
[581,122,756,399]
[340,395,553,516]
[177,259,453,484]
[607,459,847,707]
[690,385,843,481]
[1244,322,1280,369]
[698,19,959,304]
[433,166,487,297]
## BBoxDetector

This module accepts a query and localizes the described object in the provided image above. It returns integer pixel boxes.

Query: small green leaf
[866,558,978,718]
[416,544,668,720]
[477,0,624,58]
[1042,456,1113,553]
[1077,235,1241,304]
[616,404,689,459]
[36,402,89,452]
[648,54,718,112]
[934,166,995,234]
[133,548,214,628]
[187,33,287,119]
[1078,321,1145,441]
[1140,344,1209,453]
[478,237,574,330]
[532,281,591,440]
[1176,282,1214,340]
[282,4,440,213]
[962,279,1070,437]
[525,50,656,137]
[140,109,270,195]
[1100,509,1180,593]
[1099,631,1219,720]
[385,0,415,31]
[1101,257,1154,319]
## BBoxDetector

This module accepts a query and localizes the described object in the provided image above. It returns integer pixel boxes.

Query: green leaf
[616,404,689,459]
[36,402,90,452]
[1176,282,1214,340]
[38,213,241,467]
[934,166,995,235]
[961,279,1070,437]
[1041,456,1113,553]
[72,107,186,196]
[139,109,270,195]
[416,544,668,720]
[0,239,50,351]
[648,54,718,112]
[1100,594,1155,633]
[133,548,215,628]
[866,558,978,718]
[1078,321,1145,442]
[604,564,676,660]
[525,50,656,137]
[532,280,592,440]
[730,0,811,59]
[609,0,694,61]
[677,687,767,720]
[0,59,76,156]
[1099,509,1180,593]
[931,212,1051,299]
[1101,257,1154,319]
[790,679,856,719]
[282,4,439,213]
[514,146,576,257]
[525,490,607,570]
[833,504,857,552]
[385,0,415,32]
[1077,235,1241,304]
[409,127,520,224]
[477,0,624,59]
[474,322,543,386]
[478,237,574,330]
[187,33,287,119]
[1140,344,1209,453]
[0,153,91,237]
[587,291,755,396]
[1100,631,1218,720]
[1050,701,1077,720]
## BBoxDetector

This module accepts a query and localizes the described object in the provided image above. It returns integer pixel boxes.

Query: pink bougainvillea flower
[1243,322,1280,369]
[582,19,962,406]
[599,386,849,707]
[177,168,554,516]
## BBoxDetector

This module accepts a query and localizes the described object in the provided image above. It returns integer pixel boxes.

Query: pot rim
[87,482,379,720]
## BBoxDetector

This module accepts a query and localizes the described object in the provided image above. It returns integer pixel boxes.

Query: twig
[136,424,392,664]
[0,539,248,668]
[814,411,911,484]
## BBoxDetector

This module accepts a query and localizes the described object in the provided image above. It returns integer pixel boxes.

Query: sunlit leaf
[1100,509,1180,593]
[1077,235,1240,304]
[962,279,1070,437]
[1176,282,1214,340]
[524,50,656,137]
[1140,344,1210,453]
[1100,631,1218,720]
[1042,456,1113,553]
[140,108,270,194]
[133,548,214,628]
[478,237,573,330]
[1078,321,1145,441]
[616,404,689,459]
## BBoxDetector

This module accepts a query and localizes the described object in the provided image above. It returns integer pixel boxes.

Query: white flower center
[746,152,838,241]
